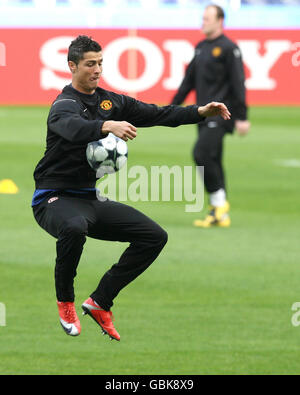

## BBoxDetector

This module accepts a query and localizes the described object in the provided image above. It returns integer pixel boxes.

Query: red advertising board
[0,28,299,105]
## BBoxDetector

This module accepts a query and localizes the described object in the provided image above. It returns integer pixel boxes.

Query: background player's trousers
[33,192,168,311]
[193,123,226,194]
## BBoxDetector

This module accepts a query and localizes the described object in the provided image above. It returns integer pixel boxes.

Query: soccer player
[171,4,250,228]
[32,35,230,341]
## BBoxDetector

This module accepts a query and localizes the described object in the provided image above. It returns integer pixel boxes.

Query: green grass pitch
[0,106,299,375]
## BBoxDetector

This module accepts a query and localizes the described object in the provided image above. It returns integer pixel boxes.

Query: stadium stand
[1,0,300,6]
[0,0,299,28]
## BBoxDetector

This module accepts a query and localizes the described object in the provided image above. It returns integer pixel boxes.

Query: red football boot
[81,297,120,341]
[57,301,81,336]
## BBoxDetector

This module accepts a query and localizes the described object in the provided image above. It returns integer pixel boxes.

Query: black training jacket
[33,84,204,189]
[171,34,247,132]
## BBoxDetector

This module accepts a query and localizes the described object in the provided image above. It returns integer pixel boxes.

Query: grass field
[0,106,300,375]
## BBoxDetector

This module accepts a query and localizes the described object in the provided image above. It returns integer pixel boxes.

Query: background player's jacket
[171,34,247,132]
[34,84,204,189]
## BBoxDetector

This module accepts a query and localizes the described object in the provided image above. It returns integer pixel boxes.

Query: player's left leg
[88,199,168,309]
[81,199,168,340]
[193,123,230,227]
[193,123,226,193]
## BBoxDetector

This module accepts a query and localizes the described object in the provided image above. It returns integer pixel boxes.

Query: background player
[172,4,250,228]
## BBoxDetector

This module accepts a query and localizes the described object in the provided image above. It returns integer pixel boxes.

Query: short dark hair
[207,4,225,20]
[68,35,102,65]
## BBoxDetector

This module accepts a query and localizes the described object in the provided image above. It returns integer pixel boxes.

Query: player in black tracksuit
[172,5,250,228]
[32,35,230,340]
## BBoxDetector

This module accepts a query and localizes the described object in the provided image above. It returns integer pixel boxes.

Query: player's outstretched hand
[102,120,137,142]
[198,102,231,120]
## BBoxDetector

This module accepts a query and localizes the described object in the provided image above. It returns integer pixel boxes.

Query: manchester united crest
[100,100,113,111]
[212,47,222,57]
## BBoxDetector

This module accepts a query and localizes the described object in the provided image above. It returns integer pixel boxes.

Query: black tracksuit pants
[193,123,227,194]
[33,191,168,311]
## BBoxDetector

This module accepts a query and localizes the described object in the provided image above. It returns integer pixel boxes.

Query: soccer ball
[86,133,128,178]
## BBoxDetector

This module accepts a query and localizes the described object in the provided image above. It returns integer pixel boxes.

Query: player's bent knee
[193,148,206,167]
[161,229,168,246]
[153,226,168,249]
[194,149,217,167]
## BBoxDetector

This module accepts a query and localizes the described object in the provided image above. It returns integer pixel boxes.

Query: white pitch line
[275,159,300,168]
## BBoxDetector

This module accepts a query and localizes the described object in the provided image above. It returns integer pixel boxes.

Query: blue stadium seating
[0,0,299,28]
[2,0,300,5]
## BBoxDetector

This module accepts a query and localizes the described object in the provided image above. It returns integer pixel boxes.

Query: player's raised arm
[119,95,230,129]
